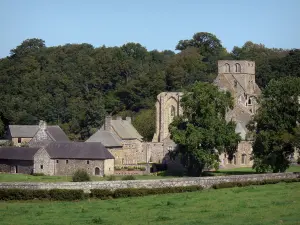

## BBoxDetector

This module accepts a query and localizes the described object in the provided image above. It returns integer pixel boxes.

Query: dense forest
[0,32,299,141]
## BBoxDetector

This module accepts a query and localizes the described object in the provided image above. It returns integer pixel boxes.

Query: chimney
[104,116,112,131]
[126,117,132,123]
[116,116,122,121]
[39,120,47,130]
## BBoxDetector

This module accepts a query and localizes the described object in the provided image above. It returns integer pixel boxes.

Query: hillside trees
[0,34,298,141]
[169,82,241,176]
[250,77,300,172]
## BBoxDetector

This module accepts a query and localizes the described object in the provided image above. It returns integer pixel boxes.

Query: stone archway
[95,167,100,176]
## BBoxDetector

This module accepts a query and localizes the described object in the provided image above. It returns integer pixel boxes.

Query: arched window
[242,154,247,164]
[235,63,241,72]
[233,155,237,165]
[95,167,100,175]
[170,105,176,117]
[225,63,230,73]
[248,98,252,105]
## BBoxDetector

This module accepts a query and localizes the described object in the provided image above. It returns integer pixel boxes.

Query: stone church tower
[151,60,261,168]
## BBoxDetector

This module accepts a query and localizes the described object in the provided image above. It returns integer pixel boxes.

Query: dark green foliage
[48,189,84,200]
[121,175,136,180]
[132,109,156,141]
[0,189,84,201]
[169,82,241,176]
[250,77,300,172]
[90,189,114,199]
[297,157,300,164]
[212,178,300,189]
[72,169,91,182]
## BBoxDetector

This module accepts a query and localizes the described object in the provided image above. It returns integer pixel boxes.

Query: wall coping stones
[0,172,299,193]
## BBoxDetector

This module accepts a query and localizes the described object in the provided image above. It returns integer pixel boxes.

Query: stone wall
[12,137,32,146]
[54,159,105,176]
[0,159,33,174]
[0,172,298,193]
[33,148,54,175]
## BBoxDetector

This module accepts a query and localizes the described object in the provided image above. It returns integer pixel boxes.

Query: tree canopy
[250,77,300,172]
[169,82,241,176]
[0,33,298,140]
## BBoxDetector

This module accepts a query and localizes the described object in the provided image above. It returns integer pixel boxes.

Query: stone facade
[0,159,33,174]
[0,172,298,193]
[11,138,32,146]
[29,121,53,147]
[146,60,262,168]
[33,148,114,176]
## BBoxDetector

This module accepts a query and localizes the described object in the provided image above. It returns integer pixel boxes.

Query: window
[66,160,68,164]
[225,63,230,73]
[235,63,241,72]
[242,154,247,164]
[87,160,89,164]
[56,160,59,163]
[233,155,237,165]
[234,80,237,87]
[248,98,252,105]
[170,105,176,117]
[40,165,43,169]
[18,137,22,143]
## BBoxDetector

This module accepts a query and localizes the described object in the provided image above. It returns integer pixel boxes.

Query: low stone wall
[0,173,299,193]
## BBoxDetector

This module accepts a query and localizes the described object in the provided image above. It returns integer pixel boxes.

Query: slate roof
[0,147,39,160]
[44,142,114,160]
[9,125,69,141]
[111,120,143,140]
[86,128,122,147]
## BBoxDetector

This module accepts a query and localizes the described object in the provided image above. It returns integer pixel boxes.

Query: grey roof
[86,128,122,147]
[45,126,69,141]
[0,147,39,160]
[44,142,114,160]
[111,120,143,140]
[9,125,69,141]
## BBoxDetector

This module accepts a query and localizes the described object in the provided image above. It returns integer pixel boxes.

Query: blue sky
[0,0,299,58]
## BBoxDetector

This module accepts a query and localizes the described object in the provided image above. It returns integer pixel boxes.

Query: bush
[297,157,300,164]
[212,178,300,189]
[0,188,84,201]
[49,189,84,200]
[90,189,114,199]
[72,169,91,182]
[121,175,136,180]
[32,173,45,176]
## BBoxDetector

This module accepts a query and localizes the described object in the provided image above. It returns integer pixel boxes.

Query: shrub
[32,173,45,176]
[49,189,84,200]
[127,166,135,171]
[297,157,300,164]
[72,169,91,182]
[106,175,117,181]
[121,175,136,180]
[0,189,84,201]
[90,189,114,199]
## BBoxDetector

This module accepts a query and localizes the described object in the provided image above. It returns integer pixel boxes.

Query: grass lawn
[205,165,300,176]
[0,182,299,225]
[0,173,177,183]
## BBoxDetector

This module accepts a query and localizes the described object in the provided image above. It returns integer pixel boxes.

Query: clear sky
[0,0,299,58]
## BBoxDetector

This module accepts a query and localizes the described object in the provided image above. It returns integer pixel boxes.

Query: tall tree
[249,77,300,172]
[169,82,241,176]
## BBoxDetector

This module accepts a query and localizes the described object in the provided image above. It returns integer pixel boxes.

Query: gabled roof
[8,125,69,141]
[111,120,142,140]
[44,142,114,160]
[86,128,122,147]
[0,147,39,160]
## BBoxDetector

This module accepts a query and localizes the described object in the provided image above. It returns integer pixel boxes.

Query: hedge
[212,178,300,189]
[0,189,84,201]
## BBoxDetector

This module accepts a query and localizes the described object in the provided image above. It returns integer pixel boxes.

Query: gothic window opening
[233,155,237,165]
[242,154,247,164]
[235,63,241,73]
[170,105,176,117]
[225,63,230,73]
[248,98,252,105]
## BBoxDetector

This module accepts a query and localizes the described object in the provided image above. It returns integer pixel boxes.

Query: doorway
[95,167,100,176]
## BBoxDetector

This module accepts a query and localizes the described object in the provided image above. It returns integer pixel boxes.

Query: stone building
[0,147,39,174]
[148,60,261,168]
[6,121,69,146]
[0,142,114,176]
[86,116,145,165]
[34,142,114,176]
